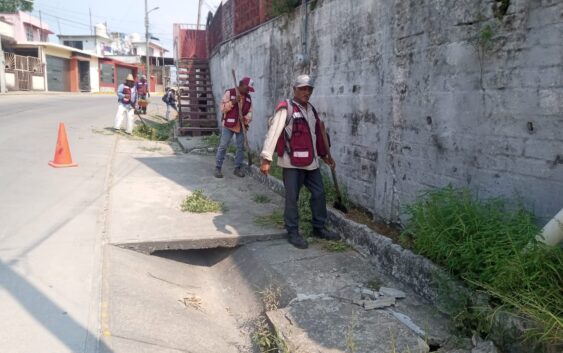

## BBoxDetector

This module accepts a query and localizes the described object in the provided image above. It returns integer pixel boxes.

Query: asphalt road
[0,94,118,353]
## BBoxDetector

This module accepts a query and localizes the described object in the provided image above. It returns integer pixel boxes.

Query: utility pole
[196,0,203,29]
[90,9,97,55]
[145,0,150,92]
[0,39,6,93]
[39,10,43,40]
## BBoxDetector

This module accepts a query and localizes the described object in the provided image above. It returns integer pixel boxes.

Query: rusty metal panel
[175,25,208,60]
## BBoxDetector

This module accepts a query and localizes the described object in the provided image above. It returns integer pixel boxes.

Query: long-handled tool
[231,69,252,166]
[319,120,348,213]
[134,109,148,127]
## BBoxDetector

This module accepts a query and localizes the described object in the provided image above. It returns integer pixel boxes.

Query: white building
[58,24,112,57]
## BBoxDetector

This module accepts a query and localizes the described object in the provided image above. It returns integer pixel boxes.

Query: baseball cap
[241,77,255,92]
[293,74,314,88]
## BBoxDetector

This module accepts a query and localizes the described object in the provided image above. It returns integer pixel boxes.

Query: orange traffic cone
[48,122,78,168]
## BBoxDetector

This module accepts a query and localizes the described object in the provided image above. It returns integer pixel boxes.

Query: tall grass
[402,186,562,345]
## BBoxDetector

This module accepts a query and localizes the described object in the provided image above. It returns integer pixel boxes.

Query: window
[26,25,33,41]
[63,40,84,50]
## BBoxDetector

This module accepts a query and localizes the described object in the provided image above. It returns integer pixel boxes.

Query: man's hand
[260,159,271,176]
[322,156,336,169]
[224,101,234,112]
[243,116,251,125]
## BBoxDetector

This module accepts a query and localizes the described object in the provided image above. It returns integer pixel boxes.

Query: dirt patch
[347,207,402,243]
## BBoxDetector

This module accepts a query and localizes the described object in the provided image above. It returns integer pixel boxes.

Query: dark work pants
[283,167,327,234]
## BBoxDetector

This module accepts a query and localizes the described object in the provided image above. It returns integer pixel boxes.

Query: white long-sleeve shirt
[260,100,320,170]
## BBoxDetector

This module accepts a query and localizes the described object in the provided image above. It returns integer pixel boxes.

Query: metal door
[46,55,70,92]
[116,67,132,85]
[78,61,91,92]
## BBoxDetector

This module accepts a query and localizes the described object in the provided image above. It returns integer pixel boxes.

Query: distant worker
[214,77,255,178]
[162,87,178,120]
[114,74,137,134]
[259,74,340,249]
[135,74,149,114]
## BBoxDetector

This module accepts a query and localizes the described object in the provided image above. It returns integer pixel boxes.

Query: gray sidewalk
[108,136,286,252]
[102,134,473,353]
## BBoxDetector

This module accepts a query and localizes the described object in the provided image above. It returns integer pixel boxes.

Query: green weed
[321,240,353,253]
[268,0,299,17]
[133,121,173,141]
[402,186,562,345]
[181,190,226,213]
[254,211,284,229]
[202,133,220,148]
[253,194,272,204]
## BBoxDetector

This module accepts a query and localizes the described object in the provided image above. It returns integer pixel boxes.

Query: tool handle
[319,121,343,201]
[231,69,252,165]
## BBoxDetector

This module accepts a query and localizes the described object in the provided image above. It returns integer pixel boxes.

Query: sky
[30,0,223,54]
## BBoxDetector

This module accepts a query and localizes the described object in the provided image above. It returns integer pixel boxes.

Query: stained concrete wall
[209,0,563,223]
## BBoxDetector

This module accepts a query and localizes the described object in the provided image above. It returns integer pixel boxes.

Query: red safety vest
[275,100,329,167]
[121,86,132,104]
[136,81,147,95]
[223,88,252,129]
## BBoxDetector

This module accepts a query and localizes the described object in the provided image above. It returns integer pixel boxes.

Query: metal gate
[116,67,133,85]
[46,55,70,92]
[3,53,43,91]
[78,61,91,92]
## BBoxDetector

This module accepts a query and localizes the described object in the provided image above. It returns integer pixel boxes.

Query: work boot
[313,228,340,241]
[234,167,245,178]
[214,167,223,178]
[288,232,308,249]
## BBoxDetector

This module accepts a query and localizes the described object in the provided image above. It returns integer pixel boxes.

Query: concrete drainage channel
[136,240,451,353]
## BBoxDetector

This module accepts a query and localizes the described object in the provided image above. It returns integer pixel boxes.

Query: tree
[0,0,33,13]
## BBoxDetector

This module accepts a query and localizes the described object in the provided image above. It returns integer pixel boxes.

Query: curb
[242,161,538,353]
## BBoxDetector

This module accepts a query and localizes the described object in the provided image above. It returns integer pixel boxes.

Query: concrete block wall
[209,0,563,224]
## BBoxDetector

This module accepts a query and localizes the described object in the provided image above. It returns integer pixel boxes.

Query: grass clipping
[181,190,226,213]
[402,186,562,346]
[133,120,173,141]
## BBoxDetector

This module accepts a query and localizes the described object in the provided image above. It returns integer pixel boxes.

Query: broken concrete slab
[333,285,363,303]
[109,138,286,252]
[241,241,452,348]
[176,135,212,153]
[380,286,407,299]
[267,299,430,353]
[360,287,379,300]
[363,296,396,310]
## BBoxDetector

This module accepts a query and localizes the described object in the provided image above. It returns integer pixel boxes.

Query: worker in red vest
[259,74,340,249]
[214,77,255,178]
[135,75,149,114]
[114,74,137,134]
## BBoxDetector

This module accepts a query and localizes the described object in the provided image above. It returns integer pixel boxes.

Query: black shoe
[214,167,223,178]
[313,228,340,241]
[234,167,245,177]
[288,232,308,249]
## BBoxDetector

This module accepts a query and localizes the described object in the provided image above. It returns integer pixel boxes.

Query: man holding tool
[214,75,255,178]
[114,74,137,135]
[259,74,342,249]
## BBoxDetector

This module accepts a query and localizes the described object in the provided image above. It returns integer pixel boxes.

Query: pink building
[0,11,53,43]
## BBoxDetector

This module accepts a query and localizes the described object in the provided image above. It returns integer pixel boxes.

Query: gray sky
[31,0,222,54]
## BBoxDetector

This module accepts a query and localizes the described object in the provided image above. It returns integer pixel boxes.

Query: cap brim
[248,86,255,92]
[295,83,314,88]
